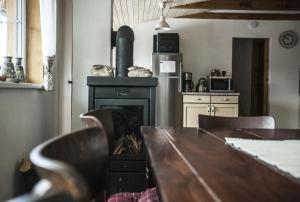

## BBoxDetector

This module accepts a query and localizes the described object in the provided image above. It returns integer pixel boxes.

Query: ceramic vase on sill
[14,57,25,83]
[0,56,16,82]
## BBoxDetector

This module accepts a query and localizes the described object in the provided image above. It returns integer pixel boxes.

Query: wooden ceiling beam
[176,12,300,20]
[172,0,300,11]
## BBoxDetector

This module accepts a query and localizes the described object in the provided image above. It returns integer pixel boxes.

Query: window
[0,0,25,64]
[0,0,43,84]
[0,6,7,57]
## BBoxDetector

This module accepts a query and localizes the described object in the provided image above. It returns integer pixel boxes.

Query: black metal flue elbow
[116,25,134,77]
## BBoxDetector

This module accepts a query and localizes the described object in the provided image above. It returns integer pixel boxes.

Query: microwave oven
[208,76,234,92]
[153,33,179,53]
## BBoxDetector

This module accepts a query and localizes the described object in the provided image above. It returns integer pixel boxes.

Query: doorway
[232,38,269,116]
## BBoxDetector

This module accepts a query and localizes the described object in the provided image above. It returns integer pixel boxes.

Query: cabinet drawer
[110,172,146,186]
[110,160,146,172]
[211,104,239,117]
[183,95,210,103]
[211,96,238,104]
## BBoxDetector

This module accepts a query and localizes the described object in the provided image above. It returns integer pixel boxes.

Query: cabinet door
[183,104,210,127]
[211,104,238,117]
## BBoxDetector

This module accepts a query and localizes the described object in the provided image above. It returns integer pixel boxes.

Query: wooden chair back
[198,114,275,129]
[80,109,114,153]
[30,127,109,202]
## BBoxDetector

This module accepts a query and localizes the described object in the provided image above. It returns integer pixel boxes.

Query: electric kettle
[196,78,208,92]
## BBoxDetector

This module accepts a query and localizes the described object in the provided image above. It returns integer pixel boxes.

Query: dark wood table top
[141,127,300,202]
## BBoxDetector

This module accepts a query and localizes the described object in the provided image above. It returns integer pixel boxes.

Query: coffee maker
[182,72,194,92]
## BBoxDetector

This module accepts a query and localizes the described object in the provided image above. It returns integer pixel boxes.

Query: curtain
[40,0,56,91]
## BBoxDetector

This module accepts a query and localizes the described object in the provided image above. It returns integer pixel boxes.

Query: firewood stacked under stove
[113,133,143,155]
[111,107,144,155]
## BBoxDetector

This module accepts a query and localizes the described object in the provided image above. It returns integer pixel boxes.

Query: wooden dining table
[141,126,300,202]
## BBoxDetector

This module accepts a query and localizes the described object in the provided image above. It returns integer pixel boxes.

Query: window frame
[0,0,26,65]
[17,0,26,61]
[0,3,8,57]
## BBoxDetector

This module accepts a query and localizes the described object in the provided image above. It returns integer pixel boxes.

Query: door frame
[251,39,270,116]
[262,39,270,115]
[58,0,73,134]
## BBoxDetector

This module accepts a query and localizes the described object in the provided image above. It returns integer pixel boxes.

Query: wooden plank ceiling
[113,0,300,30]
[113,0,202,30]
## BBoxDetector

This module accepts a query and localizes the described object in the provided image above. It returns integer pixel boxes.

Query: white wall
[72,0,112,130]
[131,19,300,128]
[0,89,56,201]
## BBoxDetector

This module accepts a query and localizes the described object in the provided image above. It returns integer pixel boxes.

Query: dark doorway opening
[232,38,269,116]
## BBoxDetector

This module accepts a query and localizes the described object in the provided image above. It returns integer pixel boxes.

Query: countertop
[182,91,240,96]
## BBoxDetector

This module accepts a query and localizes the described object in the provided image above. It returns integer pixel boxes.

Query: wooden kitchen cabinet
[183,94,239,127]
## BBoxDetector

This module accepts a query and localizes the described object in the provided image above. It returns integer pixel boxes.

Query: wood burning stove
[87,76,157,194]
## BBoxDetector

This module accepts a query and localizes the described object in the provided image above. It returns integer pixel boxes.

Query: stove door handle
[116,88,130,96]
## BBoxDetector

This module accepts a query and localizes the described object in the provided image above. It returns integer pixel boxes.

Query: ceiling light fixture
[155,1,170,31]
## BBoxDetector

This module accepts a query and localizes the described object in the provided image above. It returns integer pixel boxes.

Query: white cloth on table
[225,138,300,178]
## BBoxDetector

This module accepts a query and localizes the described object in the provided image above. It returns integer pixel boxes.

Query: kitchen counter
[182,92,240,127]
[182,92,240,96]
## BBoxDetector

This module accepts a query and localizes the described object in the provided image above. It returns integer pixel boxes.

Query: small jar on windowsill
[0,56,16,82]
[14,57,25,83]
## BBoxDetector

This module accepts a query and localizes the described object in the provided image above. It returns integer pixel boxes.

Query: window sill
[0,82,43,89]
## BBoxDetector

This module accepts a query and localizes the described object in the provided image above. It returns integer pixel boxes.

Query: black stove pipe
[116,26,134,77]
